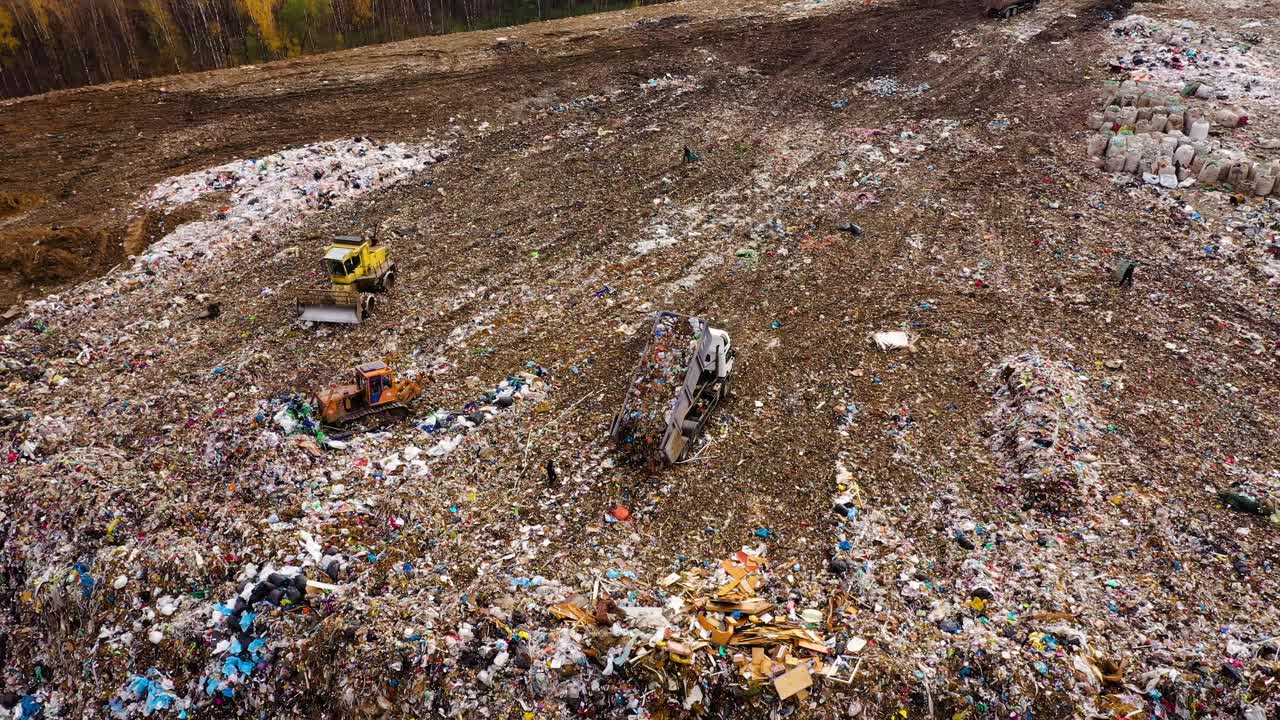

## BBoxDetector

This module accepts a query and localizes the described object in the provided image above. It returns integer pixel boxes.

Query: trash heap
[257,364,552,463]
[2,4,1280,716]
[417,366,550,434]
[862,76,930,98]
[12,137,448,337]
[1217,466,1280,524]
[547,550,835,709]
[1224,199,1280,287]
[264,395,324,438]
[1084,79,1277,193]
[640,74,701,94]
[985,352,1100,513]
[141,137,449,271]
[412,366,552,459]
[1109,15,1280,101]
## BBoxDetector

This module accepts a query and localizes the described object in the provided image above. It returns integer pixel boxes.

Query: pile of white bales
[1085,79,1277,196]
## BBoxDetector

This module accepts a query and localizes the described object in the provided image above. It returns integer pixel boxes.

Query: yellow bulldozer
[296,235,397,324]
[314,360,422,428]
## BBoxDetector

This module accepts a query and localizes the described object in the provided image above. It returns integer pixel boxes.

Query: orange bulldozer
[314,360,422,429]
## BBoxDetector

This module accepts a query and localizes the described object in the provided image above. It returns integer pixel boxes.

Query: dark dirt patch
[0,200,220,309]
[123,194,230,258]
[0,192,44,219]
[1034,0,1135,41]
[636,13,693,28]
[0,226,110,286]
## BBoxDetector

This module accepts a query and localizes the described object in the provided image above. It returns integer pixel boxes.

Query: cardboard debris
[773,663,813,700]
[304,579,340,595]
[549,602,596,625]
[545,552,831,700]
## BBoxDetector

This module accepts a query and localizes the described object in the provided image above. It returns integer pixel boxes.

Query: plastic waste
[1218,490,1266,515]
[873,331,911,351]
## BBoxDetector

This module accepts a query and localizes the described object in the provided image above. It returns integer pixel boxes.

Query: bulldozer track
[330,402,412,430]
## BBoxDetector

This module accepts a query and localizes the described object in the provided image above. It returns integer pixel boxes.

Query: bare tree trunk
[193,0,213,69]
[109,0,139,77]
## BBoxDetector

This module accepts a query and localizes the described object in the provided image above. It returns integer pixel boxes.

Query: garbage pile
[547,550,836,708]
[1109,15,1280,101]
[985,352,1100,513]
[141,137,449,272]
[1224,199,1280,287]
[640,74,701,94]
[416,366,550,434]
[11,137,448,337]
[861,76,930,98]
[264,394,324,438]
[2,1,1280,716]
[411,366,551,459]
[1218,467,1280,524]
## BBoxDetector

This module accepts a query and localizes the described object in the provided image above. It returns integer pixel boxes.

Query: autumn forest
[0,0,655,98]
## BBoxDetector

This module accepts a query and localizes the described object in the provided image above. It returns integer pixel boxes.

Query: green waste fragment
[1218,490,1266,515]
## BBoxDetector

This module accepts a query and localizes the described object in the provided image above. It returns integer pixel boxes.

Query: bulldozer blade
[296,289,369,325]
[299,303,363,324]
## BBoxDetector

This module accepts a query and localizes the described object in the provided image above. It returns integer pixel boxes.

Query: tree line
[0,0,645,98]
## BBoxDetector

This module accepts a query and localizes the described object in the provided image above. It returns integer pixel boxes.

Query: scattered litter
[863,76,931,98]
[872,330,911,351]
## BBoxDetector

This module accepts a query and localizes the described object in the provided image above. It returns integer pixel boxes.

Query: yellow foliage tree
[350,0,374,24]
[0,7,19,55]
[23,0,58,38]
[140,0,183,58]
[239,0,284,52]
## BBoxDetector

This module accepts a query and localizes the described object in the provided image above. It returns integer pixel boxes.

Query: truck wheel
[381,271,395,292]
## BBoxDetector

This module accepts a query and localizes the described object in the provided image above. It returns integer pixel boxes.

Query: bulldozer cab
[355,361,393,406]
[323,239,365,282]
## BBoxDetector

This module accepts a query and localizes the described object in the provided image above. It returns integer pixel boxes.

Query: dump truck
[610,312,735,465]
[314,360,422,428]
[984,0,1038,18]
[296,235,397,324]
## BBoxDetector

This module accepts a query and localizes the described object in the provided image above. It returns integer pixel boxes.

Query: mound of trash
[141,137,448,271]
[985,352,1101,512]
[14,137,448,331]
[1109,15,1280,101]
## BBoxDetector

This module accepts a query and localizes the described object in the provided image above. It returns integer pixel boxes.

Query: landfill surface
[2,0,1279,717]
